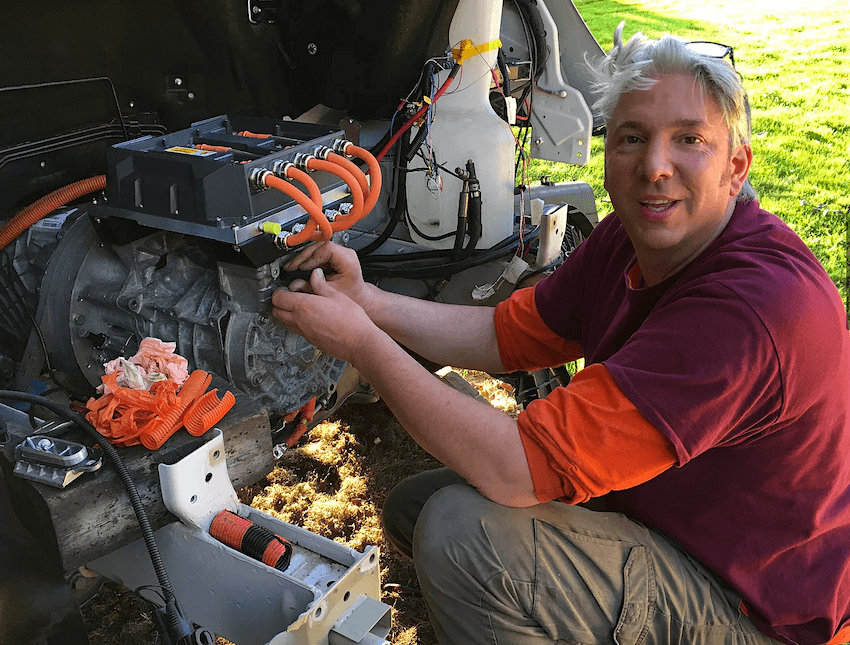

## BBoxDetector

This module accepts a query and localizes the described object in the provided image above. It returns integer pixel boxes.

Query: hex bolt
[534,137,544,145]
[307,43,318,55]
[73,314,85,325]
[559,90,568,98]
[174,77,183,87]
[187,92,195,101]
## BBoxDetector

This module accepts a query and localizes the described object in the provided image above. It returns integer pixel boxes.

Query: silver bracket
[14,435,102,489]
[528,0,592,165]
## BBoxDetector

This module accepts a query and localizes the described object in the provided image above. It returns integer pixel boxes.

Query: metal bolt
[129,101,135,108]
[307,43,318,55]
[40,161,46,169]
[559,90,568,98]
[37,438,54,451]
[252,4,261,13]
[258,315,268,324]
[187,92,195,101]
[73,314,85,325]
[174,77,183,87]
[534,137,544,145]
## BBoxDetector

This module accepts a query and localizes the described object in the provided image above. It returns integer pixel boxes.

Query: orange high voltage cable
[0,175,106,251]
[264,174,332,245]
[304,157,364,231]
[335,142,382,221]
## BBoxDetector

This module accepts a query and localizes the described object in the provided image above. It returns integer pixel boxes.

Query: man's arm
[282,242,507,373]
[271,267,538,507]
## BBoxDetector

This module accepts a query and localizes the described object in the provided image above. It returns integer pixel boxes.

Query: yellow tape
[451,38,502,64]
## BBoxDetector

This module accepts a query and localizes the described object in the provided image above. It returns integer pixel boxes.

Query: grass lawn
[528,0,850,307]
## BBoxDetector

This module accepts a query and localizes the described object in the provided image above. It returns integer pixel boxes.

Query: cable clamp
[451,38,502,64]
[273,231,292,249]
[311,145,332,160]
[250,168,272,189]
[331,139,351,155]
[293,153,315,170]
[272,160,294,177]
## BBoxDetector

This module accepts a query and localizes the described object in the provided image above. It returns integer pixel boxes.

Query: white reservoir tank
[405,0,516,250]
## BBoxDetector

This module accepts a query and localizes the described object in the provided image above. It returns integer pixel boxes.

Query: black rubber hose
[0,391,179,615]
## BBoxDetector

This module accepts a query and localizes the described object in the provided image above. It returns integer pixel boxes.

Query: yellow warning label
[165,146,216,157]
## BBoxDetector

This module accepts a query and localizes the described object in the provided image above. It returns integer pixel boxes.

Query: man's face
[604,73,752,281]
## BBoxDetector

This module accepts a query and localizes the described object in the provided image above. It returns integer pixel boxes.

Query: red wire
[375,65,461,163]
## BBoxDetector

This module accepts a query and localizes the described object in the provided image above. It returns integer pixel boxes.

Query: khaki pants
[382,468,781,645]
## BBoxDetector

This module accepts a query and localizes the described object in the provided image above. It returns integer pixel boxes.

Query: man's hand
[283,242,375,315]
[272,268,381,365]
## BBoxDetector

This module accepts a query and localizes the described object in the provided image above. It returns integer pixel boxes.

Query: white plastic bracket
[158,429,239,531]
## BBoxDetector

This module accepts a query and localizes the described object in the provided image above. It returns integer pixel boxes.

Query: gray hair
[589,23,757,201]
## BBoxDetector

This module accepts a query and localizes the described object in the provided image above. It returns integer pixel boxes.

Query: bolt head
[534,137,544,145]
[307,43,318,55]
[174,77,183,86]
[559,90,568,98]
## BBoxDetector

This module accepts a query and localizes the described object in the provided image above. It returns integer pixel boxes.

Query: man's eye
[623,135,642,144]
[682,135,701,144]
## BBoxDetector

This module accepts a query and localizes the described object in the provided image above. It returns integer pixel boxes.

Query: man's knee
[412,483,535,589]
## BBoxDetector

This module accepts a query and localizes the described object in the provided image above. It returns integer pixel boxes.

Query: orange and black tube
[209,510,292,571]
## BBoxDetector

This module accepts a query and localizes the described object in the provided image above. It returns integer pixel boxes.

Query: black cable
[0,389,187,637]
[357,128,412,257]
[363,225,533,263]
[362,228,540,279]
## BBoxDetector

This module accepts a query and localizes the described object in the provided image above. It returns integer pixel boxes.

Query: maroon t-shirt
[534,200,850,645]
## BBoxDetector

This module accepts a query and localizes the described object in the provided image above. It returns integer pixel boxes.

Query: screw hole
[213,450,220,459]
[343,591,350,602]
[190,495,197,504]
[314,606,322,619]
[369,553,376,564]
[205,473,213,482]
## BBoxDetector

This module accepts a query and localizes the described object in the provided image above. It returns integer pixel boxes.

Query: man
[272,26,850,645]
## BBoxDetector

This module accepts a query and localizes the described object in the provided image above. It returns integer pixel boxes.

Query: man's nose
[641,139,674,182]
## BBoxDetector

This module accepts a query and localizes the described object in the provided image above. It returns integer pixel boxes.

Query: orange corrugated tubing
[0,175,106,251]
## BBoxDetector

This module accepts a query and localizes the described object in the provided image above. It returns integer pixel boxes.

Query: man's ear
[729,142,753,197]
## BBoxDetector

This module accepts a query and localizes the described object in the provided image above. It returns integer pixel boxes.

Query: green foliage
[525,0,850,308]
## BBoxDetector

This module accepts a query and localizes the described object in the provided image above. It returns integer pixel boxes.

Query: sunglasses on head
[685,41,736,68]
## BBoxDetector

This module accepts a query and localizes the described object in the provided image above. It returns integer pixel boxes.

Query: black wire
[1,247,77,393]
[362,228,540,279]
[0,390,180,617]
[358,129,412,257]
